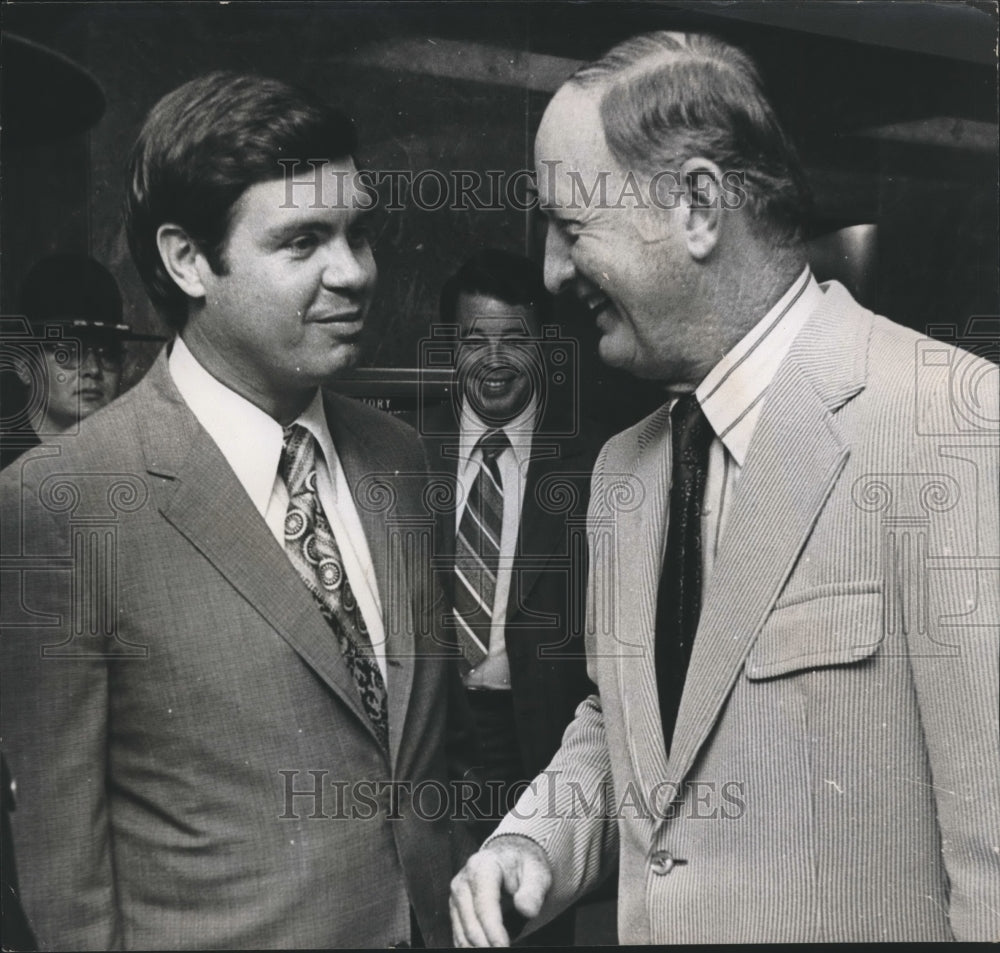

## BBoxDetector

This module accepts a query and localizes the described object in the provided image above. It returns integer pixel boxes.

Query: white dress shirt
[168,337,387,680]
[691,266,824,579]
[455,397,539,689]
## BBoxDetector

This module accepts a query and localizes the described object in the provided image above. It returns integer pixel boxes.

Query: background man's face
[455,292,542,424]
[189,159,376,405]
[37,337,123,430]
[535,85,701,384]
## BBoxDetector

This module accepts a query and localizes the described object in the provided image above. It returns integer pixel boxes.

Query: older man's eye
[552,218,581,244]
[287,234,319,255]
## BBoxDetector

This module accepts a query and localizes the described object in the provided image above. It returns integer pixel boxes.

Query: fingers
[450,851,511,947]
[511,853,551,920]
[449,890,474,949]
[450,838,555,947]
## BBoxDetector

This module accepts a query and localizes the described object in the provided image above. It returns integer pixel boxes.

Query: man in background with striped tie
[1,72,474,950]
[423,249,600,945]
[451,31,999,945]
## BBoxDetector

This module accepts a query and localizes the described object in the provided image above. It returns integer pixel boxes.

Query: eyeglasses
[43,342,124,371]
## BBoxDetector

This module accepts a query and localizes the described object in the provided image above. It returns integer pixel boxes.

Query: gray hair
[569,32,810,246]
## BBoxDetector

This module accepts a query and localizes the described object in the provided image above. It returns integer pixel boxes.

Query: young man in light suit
[451,32,999,944]
[2,72,473,950]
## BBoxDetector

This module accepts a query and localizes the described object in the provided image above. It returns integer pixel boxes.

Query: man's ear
[679,157,723,261]
[156,224,210,300]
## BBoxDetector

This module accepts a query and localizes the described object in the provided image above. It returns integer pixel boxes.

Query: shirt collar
[458,397,538,475]
[168,335,326,517]
[291,389,341,501]
[695,266,822,466]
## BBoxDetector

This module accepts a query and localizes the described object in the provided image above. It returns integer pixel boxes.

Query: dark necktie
[453,429,510,667]
[654,393,714,758]
[280,423,389,752]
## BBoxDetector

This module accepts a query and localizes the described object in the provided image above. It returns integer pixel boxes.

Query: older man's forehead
[535,104,636,218]
[537,88,599,152]
[534,84,627,208]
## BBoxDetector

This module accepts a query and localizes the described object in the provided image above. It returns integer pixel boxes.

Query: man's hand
[449,835,553,947]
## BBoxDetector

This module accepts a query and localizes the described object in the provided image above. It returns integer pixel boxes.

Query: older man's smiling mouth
[581,293,612,321]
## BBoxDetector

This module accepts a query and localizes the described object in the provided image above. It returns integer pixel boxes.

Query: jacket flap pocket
[744,585,883,680]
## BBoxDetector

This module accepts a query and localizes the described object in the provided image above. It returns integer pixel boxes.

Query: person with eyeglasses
[1,253,161,469]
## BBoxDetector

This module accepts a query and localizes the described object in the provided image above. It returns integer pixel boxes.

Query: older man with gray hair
[450,30,999,945]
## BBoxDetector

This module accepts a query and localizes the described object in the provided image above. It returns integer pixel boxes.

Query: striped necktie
[280,424,389,752]
[453,429,510,667]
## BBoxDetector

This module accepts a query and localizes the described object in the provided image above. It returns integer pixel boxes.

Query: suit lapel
[423,430,458,573]
[610,405,675,799]
[661,284,871,793]
[510,436,590,613]
[138,358,380,743]
[664,367,849,788]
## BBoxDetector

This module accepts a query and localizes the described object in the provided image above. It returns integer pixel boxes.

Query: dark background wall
[3,1,997,432]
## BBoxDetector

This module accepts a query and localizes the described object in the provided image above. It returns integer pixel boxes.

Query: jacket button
[650,849,686,875]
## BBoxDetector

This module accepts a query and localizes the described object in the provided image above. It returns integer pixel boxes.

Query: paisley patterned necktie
[280,423,389,752]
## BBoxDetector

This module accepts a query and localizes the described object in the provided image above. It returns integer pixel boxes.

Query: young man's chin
[317,342,364,379]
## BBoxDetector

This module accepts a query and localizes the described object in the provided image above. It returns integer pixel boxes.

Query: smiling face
[182,159,376,419]
[534,84,706,385]
[455,293,543,425]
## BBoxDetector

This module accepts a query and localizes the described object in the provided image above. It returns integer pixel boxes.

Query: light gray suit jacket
[490,282,1000,942]
[1,352,473,949]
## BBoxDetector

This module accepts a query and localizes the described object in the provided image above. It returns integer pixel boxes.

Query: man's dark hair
[569,31,811,247]
[124,71,358,331]
[440,249,551,327]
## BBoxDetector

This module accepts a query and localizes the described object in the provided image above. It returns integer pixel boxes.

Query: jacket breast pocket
[744,583,883,680]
